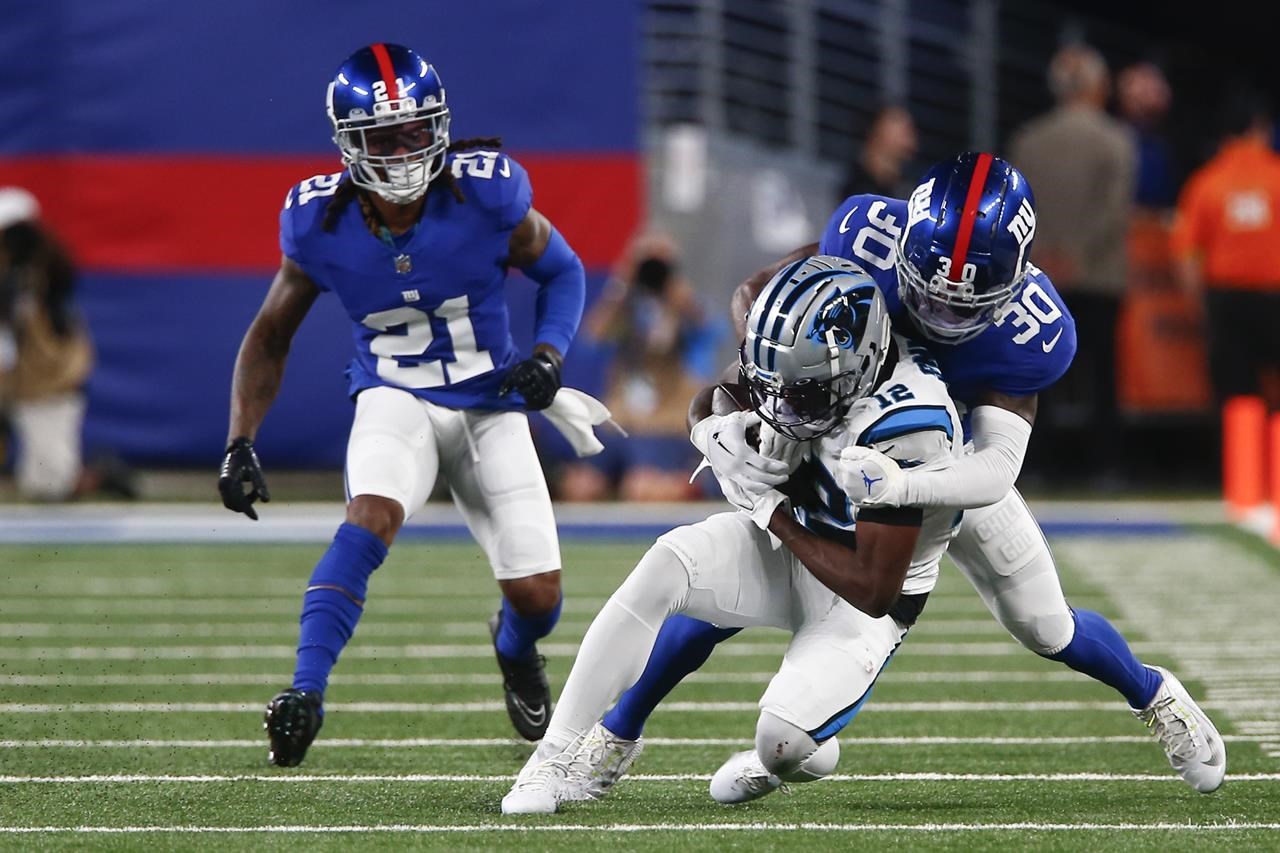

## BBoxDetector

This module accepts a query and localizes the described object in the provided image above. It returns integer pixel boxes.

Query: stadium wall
[0,1,643,467]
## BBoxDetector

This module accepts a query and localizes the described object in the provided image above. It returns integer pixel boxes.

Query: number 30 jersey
[279,150,532,411]
[818,194,1077,406]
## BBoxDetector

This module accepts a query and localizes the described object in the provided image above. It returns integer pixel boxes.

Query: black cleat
[489,610,551,741]
[264,688,324,767]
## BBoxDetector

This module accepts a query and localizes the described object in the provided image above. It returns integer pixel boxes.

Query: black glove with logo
[218,437,271,521]
[500,348,563,411]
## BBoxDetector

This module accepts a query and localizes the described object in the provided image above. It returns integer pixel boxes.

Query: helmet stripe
[370,43,399,100]
[947,152,994,272]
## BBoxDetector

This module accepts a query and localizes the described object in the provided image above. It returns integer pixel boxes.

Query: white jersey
[785,334,963,595]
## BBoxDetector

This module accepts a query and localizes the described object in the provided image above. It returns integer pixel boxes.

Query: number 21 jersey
[279,150,531,411]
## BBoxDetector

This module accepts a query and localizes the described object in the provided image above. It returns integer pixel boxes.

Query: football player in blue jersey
[216,43,586,765]
[582,152,1225,798]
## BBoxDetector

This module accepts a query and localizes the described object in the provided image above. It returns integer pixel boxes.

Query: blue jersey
[280,150,533,411]
[818,194,1076,406]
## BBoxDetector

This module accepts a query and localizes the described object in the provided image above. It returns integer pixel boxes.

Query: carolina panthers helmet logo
[807,293,858,349]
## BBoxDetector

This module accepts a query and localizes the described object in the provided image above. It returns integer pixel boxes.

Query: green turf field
[1,529,1278,850]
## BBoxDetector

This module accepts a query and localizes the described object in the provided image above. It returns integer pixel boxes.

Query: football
[712,382,760,447]
[711,381,752,416]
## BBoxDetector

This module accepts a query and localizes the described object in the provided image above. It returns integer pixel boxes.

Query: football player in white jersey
[502,256,965,814]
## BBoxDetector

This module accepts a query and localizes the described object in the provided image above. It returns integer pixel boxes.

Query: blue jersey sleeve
[819,194,877,257]
[449,150,533,231]
[279,189,300,261]
[279,172,344,291]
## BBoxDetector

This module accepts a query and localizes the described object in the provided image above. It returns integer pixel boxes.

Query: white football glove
[837,445,908,507]
[757,421,806,475]
[718,474,790,531]
[690,411,790,496]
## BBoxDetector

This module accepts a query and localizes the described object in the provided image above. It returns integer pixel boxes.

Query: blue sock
[496,594,562,660]
[602,614,740,740]
[1046,609,1163,708]
[292,523,389,698]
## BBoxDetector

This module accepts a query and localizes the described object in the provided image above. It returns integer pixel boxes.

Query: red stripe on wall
[0,154,641,273]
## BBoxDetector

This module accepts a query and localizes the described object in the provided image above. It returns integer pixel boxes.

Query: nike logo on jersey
[1041,328,1064,353]
[838,206,860,233]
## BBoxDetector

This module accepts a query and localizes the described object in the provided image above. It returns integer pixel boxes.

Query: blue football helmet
[741,255,891,439]
[326,43,451,204]
[896,151,1037,343]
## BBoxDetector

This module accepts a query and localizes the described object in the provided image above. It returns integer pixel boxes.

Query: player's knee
[782,735,840,783]
[611,544,691,627]
[345,495,405,546]
[755,710,822,780]
[1001,605,1075,656]
[500,571,562,616]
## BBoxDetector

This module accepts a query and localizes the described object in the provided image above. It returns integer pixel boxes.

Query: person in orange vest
[1171,87,1280,408]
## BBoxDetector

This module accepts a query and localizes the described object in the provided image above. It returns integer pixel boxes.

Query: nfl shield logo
[394,254,413,274]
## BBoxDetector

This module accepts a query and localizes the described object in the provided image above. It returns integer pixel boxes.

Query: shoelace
[514,754,573,792]
[1143,695,1201,761]
[566,732,617,783]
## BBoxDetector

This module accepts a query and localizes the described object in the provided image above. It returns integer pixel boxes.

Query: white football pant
[344,385,560,579]
[947,488,1075,655]
[541,511,909,754]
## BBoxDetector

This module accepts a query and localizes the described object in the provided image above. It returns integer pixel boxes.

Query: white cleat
[566,721,645,800]
[501,751,573,815]
[501,723,643,815]
[709,749,783,804]
[1133,665,1226,793]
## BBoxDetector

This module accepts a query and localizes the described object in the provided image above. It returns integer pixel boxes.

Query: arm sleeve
[899,405,1033,509]
[521,226,586,356]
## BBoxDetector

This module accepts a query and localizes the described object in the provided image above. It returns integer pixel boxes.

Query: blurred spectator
[1009,43,1136,481]
[1117,62,1177,212]
[557,231,722,501]
[1170,87,1280,408]
[837,104,920,204]
[0,188,136,501]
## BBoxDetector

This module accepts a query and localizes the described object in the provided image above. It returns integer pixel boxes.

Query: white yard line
[0,735,1264,749]
[0,595,1007,617]
[2,772,1279,784]
[0,700,1197,714]
[1057,534,1280,760]
[0,669,1090,687]
[0,619,1026,639]
[0,821,1276,835]
[0,640,1046,661]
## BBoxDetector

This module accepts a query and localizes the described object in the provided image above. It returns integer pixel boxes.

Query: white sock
[540,545,689,752]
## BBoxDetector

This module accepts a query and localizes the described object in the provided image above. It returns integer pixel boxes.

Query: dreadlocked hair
[321,136,504,233]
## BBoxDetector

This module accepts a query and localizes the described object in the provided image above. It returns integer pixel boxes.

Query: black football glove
[218,437,271,521]
[499,350,562,411]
